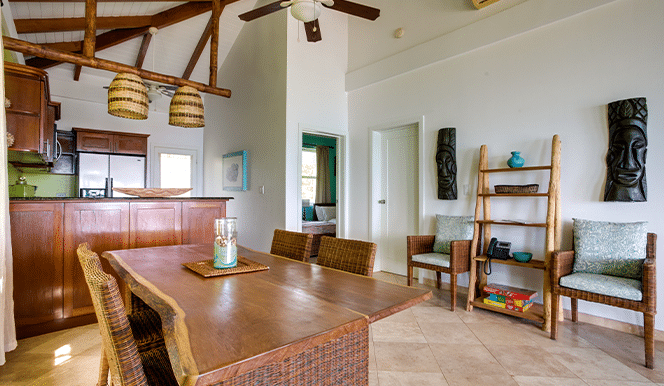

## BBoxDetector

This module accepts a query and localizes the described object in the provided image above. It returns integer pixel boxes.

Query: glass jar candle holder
[214,217,237,269]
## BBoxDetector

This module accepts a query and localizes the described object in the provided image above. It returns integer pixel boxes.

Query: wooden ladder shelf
[466,135,561,331]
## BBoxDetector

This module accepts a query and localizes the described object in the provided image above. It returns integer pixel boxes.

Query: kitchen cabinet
[63,202,130,319]
[5,62,56,163]
[74,127,149,156]
[9,198,229,339]
[9,203,64,334]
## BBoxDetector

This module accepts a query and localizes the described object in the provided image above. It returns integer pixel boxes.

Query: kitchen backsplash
[7,164,77,198]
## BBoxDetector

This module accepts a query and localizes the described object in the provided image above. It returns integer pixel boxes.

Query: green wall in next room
[7,164,78,198]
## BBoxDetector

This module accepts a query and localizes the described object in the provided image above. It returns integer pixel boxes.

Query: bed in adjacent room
[302,203,336,257]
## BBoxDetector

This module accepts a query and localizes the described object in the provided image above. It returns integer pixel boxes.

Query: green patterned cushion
[412,252,451,268]
[572,218,647,280]
[559,272,642,301]
[433,215,474,254]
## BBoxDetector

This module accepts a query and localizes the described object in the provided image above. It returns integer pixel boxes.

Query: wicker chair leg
[450,274,457,312]
[97,347,110,386]
[435,272,441,290]
[571,298,578,322]
[645,313,655,369]
[550,294,559,340]
[407,266,413,286]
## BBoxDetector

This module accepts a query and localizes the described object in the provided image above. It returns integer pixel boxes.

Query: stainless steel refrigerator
[78,153,146,197]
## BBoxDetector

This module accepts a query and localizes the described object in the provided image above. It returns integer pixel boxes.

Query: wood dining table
[102,243,432,386]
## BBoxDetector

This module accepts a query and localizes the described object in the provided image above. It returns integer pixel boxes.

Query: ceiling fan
[238,0,380,42]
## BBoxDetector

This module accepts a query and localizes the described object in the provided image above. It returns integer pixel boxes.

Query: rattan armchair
[407,236,474,311]
[317,236,377,277]
[550,233,657,369]
[270,229,314,262]
[77,243,178,386]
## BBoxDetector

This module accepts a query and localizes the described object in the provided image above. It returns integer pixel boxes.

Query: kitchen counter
[10,196,234,201]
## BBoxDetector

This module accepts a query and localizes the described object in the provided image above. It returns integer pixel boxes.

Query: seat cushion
[433,215,474,254]
[572,218,647,279]
[412,252,451,268]
[559,272,643,301]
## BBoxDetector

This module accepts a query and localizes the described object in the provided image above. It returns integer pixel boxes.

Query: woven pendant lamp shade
[169,86,205,128]
[108,73,149,120]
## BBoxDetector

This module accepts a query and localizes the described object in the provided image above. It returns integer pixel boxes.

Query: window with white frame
[302,148,316,203]
[153,147,197,197]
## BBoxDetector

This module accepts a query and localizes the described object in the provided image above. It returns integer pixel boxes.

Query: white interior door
[379,125,419,275]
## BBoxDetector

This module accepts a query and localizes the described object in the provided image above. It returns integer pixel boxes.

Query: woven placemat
[183,256,269,278]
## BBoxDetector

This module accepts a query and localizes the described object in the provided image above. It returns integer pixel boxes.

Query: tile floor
[2,272,664,385]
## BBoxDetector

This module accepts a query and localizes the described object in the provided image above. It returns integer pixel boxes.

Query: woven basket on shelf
[494,184,539,194]
[169,86,205,128]
[107,73,149,120]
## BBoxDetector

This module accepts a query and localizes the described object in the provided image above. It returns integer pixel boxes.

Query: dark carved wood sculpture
[437,128,457,200]
[605,98,648,202]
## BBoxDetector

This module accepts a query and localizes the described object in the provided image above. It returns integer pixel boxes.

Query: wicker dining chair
[270,229,314,262]
[76,243,178,386]
[317,236,377,277]
[550,223,657,369]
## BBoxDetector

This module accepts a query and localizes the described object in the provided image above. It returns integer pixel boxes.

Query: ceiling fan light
[147,88,162,103]
[108,73,149,120]
[290,1,321,23]
[169,86,205,128]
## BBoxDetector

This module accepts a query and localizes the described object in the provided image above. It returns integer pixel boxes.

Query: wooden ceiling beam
[135,32,153,69]
[182,18,213,80]
[75,0,97,81]
[209,0,222,87]
[4,36,231,98]
[14,16,153,34]
[25,2,214,69]
[10,0,212,2]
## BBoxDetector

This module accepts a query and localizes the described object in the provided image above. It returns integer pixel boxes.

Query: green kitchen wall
[7,164,77,198]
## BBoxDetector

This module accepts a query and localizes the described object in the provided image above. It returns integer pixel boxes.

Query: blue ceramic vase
[507,151,525,168]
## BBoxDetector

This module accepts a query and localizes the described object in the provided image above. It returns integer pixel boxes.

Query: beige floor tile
[411,305,464,324]
[377,371,449,386]
[583,381,657,386]
[465,322,538,346]
[487,344,576,377]
[373,342,442,373]
[369,338,377,371]
[523,324,596,350]
[418,322,481,345]
[372,321,428,343]
[454,307,518,325]
[428,343,504,376]
[443,373,519,386]
[369,370,379,386]
[550,347,651,383]
[380,308,418,324]
[512,376,587,386]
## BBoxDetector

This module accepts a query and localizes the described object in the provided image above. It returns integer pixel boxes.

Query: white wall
[285,11,349,232]
[347,0,664,329]
[203,1,288,250]
[48,68,206,195]
[203,2,349,251]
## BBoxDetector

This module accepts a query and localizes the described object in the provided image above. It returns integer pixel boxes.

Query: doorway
[372,124,420,275]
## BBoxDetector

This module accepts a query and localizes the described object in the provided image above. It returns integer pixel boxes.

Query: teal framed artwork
[222,151,247,191]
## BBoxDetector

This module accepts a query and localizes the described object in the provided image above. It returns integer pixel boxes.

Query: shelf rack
[466,135,561,331]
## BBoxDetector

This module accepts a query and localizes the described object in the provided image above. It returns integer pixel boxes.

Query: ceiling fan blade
[323,0,379,20]
[320,0,334,6]
[159,84,179,91]
[161,89,175,98]
[239,1,287,22]
[304,20,322,42]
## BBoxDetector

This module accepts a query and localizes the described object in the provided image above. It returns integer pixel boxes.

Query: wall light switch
[259,186,265,194]
[463,184,470,196]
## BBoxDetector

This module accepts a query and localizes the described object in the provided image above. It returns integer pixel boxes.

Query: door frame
[297,125,346,238]
[151,146,199,197]
[370,116,425,272]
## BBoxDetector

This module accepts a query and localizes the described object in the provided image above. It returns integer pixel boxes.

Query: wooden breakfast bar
[102,244,431,386]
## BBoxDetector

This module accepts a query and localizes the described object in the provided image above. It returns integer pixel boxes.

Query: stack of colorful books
[482,283,537,312]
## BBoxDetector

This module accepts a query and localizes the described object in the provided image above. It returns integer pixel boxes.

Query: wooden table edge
[102,250,199,385]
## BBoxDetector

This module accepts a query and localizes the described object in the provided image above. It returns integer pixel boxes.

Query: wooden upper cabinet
[10,202,64,329]
[4,62,48,155]
[74,128,149,156]
[182,201,227,244]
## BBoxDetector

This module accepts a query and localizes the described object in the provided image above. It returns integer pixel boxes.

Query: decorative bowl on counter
[112,188,192,197]
[512,252,533,263]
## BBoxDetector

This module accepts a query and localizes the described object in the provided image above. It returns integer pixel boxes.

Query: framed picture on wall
[222,151,247,191]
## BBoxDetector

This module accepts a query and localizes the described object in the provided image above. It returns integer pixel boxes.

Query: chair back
[270,229,314,262]
[77,243,148,386]
[317,236,377,277]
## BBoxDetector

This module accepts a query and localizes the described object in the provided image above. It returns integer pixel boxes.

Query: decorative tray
[494,184,539,194]
[112,188,192,197]
[182,256,269,278]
